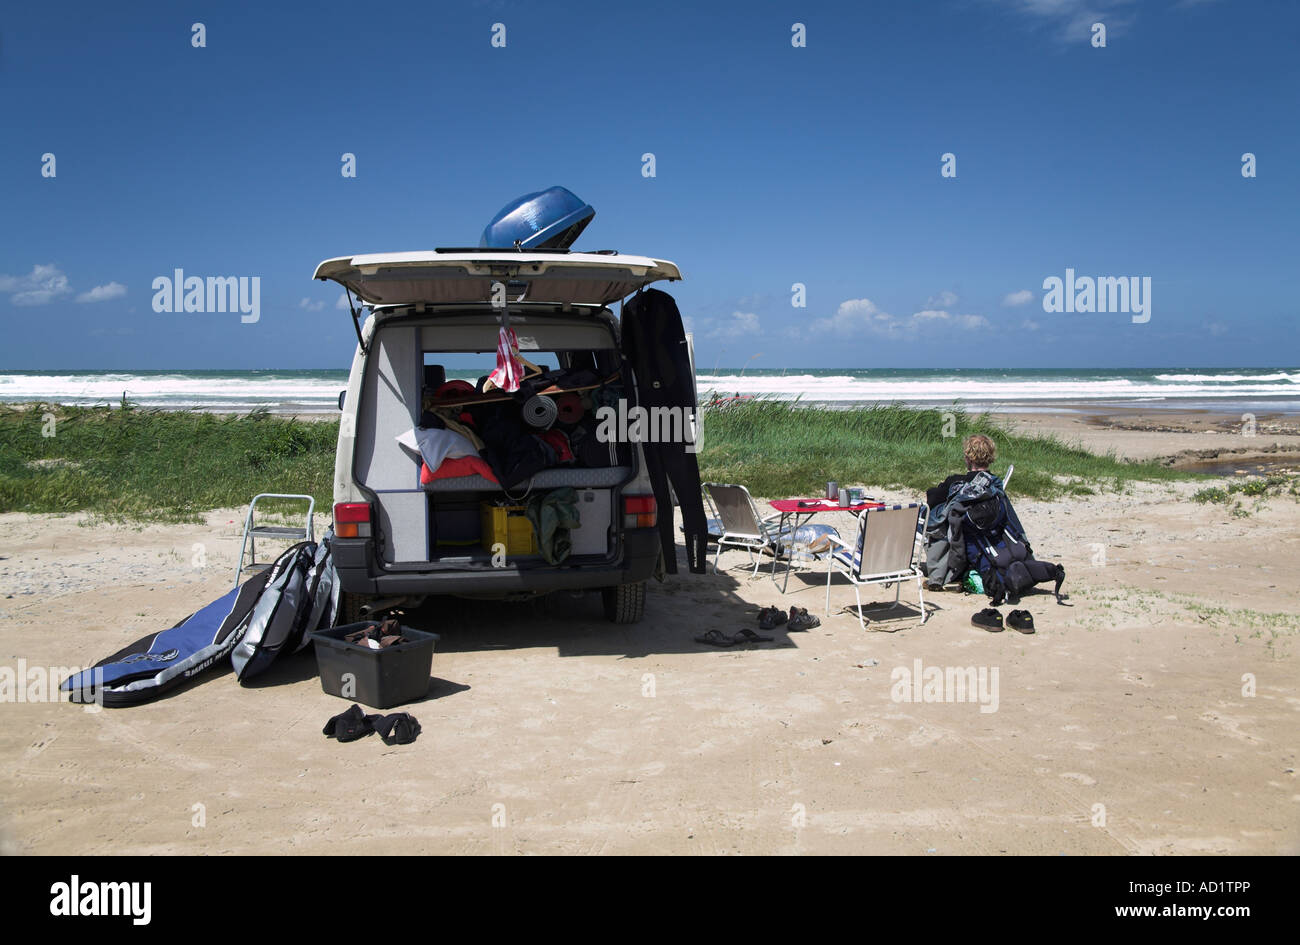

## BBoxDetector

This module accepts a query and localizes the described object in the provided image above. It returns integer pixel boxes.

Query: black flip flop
[694,629,734,647]
[1007,610,1035,634]
[971,608,1004,632]
[731,628,774,644]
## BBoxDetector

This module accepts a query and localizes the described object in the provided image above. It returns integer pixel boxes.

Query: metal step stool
[234,493,315,585]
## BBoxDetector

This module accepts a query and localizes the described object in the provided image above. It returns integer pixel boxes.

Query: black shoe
[788,607,820,631]
[1007,610,1035,634]
[758,606,788,630]
[971,608,1004,632]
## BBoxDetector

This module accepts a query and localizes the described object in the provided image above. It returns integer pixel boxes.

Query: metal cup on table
[826,481,838,500]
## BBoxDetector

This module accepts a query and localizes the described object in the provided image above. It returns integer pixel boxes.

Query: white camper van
[315,249,697,624]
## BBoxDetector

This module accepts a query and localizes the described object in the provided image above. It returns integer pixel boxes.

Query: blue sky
[2,0,1296,370]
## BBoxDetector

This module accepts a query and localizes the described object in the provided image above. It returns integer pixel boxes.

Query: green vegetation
[1192,473,1298,510]
[1,399,1198,523]
[1190,473,1299,518]
[0,403,337,522]
[697,400,1192,499]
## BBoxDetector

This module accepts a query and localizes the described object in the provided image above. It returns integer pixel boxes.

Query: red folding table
[766,497,884,592]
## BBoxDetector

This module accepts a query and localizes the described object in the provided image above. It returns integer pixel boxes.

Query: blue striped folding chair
[825,503,928,629]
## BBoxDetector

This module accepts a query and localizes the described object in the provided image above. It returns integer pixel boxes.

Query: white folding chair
[825,503,928,629]
[235,493,315,586]
[704,482,794,582]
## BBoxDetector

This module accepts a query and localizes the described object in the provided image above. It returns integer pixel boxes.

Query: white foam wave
[0,373,344,405]
[695,373,1300,402]
[1153,372,1300,383]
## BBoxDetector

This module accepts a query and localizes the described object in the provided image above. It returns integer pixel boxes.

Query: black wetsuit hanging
[621,288,708,575]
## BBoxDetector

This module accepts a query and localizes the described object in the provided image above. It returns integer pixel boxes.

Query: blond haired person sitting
[926,434,998,509]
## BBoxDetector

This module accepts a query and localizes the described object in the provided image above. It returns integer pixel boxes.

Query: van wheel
[340,592,370,625]
[601,582,645,624]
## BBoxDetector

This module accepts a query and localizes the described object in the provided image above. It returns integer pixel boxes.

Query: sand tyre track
[602,581,646,623]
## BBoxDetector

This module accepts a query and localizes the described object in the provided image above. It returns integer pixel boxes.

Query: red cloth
[535,429,574,463]
[487,325,524,393]
[421,455,499,484]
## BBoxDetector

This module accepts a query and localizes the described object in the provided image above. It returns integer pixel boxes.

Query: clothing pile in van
[402,368,630,489]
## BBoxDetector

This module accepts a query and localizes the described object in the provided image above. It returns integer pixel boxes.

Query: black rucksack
[960,485,1065,606]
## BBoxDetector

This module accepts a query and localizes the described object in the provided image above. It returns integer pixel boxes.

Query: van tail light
[333,502,372,539]
[622,495,657,529]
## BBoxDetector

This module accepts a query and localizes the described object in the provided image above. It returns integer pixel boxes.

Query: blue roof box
[479,186,595,250]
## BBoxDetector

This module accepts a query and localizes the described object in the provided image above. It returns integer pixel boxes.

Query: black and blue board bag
[61,532,339,707]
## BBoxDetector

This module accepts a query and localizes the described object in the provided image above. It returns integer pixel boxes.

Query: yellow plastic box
[480,503,538,555]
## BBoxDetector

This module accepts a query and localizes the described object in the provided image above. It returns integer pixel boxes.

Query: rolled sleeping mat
[554,392,584,425]
[523,394,558,429]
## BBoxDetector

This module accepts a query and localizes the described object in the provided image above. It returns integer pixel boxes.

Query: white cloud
[1021,318,1041,332]
[707,310,760,339]
[989,0,1137,43]
[1003,289,1034,307]
[814,298,988,338]
[915,309,990,331]
[810,298,892,335]
[0,264,72,306]
[336,295,353,310]
[299,297,326,312]
[75,282,127,303]
[926,290,959,309]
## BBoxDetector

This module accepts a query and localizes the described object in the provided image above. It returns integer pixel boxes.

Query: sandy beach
[1004,408,1300,473]
[1,411,1297,856]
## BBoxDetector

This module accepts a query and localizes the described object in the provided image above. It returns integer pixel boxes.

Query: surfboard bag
[60,567,275,708]
[61,534,340,706]
[231,532,339,683]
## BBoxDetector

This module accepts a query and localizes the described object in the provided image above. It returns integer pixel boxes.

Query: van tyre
[602,582,645,624]
[339,592,370,625]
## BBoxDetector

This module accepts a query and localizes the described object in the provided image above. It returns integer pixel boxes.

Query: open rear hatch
[314,251,681,308]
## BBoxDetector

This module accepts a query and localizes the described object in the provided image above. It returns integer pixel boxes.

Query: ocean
[1,368,1297,414]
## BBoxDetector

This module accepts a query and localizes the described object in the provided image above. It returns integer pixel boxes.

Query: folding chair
[704,482,794,583]
[234,493,315,586]
[825,503,928,629]
[700,484,725,544]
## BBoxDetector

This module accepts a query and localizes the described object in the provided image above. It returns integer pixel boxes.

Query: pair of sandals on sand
[972,608,1035,634]
[695,605,821,647]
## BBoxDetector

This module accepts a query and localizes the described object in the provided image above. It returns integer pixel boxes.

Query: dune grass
[0,399,1195,523]
[0,403,337,522]
[696,399,1193,499]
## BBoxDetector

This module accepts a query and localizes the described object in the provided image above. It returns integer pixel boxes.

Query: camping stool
[234,493,315,586]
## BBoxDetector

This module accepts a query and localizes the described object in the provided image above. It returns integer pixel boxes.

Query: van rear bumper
[332,528,660,596]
